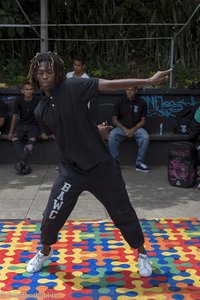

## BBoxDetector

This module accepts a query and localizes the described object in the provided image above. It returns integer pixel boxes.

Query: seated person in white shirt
[66,54,89,79]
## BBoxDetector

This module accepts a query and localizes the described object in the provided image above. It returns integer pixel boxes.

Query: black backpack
[173,107,194,134]
[168,142,197,188]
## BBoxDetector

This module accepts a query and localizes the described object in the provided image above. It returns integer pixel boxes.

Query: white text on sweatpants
[49,182,71,219]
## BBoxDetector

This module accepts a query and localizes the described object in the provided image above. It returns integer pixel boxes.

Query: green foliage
[90,69,104,78]
[2,58,28,85]
[173,64,200,88]
[0,0,199,88]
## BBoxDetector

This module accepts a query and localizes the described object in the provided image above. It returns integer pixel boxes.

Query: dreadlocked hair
[28,51,66,89]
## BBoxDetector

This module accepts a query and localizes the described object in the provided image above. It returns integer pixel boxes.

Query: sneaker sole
[139,270,152,277]
[21,169,32,175]
[136,168,150,173]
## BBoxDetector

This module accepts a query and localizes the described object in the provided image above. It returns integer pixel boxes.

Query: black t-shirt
[13,96,40,125]
[35,78,111,171]
[113,95,147,128]
[0,100,8,118]
[0,100,8,132]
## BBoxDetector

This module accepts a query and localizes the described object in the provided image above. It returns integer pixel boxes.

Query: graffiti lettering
[140,95,199,118]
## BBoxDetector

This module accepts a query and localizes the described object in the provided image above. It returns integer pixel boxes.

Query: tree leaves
[0,0,199,86]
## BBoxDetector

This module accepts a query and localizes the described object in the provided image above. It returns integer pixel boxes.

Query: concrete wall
[1,87,200,165]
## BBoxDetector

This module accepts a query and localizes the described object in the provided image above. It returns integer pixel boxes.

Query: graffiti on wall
[139,95,200,118]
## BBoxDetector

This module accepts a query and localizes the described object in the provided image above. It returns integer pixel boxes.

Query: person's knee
[25,140,35,153]
[108,130,115,141]
[141,131,149,143]
[110,207,136,225]
[109,130,121,143]
[29,137,36,143]
[145,133,150,143]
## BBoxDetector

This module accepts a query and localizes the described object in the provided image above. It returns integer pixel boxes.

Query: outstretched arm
[98,69,171,91]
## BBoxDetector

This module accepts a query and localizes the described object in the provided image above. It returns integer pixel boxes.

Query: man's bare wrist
[147,78,151,85]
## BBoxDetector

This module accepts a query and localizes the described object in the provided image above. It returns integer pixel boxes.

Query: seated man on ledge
[7,82,40,175]
[108,87,150,172]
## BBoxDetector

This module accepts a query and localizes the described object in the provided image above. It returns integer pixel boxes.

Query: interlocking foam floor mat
[0,218,199,300]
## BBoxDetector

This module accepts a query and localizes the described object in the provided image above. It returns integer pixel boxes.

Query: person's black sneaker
[136,163,150,173]
[21,162,32,175]
[15,161,23,174]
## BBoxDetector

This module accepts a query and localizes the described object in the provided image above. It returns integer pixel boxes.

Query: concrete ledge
[120,134,199,166]
[150,133,189,141]
[1,88,200,166]
[0,140,62,164]
[119,139,174,166]
[1,133,199,165]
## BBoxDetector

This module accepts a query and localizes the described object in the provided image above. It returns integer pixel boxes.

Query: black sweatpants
[41,157,144,249]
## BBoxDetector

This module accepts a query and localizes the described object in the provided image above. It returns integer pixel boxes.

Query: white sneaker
[138,253,152,277]
[26,248,53,273]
